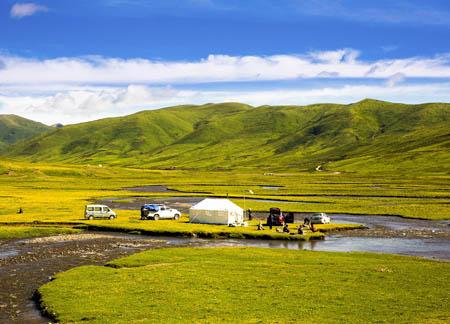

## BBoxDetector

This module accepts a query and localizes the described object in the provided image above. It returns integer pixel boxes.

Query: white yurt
[189,198,244,225]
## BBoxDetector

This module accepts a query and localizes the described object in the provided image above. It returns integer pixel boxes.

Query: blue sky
[1,0,450,124]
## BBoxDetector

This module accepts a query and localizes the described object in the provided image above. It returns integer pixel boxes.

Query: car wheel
[109,215,115,220]
[88,216,94,220]
[153,214,160,220]
[174,214,180,220]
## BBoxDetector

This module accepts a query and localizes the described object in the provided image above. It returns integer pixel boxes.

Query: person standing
[267,214,273,230]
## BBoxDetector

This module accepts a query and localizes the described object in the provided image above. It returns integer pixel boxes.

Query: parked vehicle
[310,212,331,224]
[266,207,285,226]
[85,205,116,220]
[140,204,181,220]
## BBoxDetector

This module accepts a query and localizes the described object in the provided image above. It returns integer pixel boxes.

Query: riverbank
[0,225,81,240]
[0,232,182,323]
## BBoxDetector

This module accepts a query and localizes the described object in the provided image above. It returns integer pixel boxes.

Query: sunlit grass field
[1,160,448,218]
[0,158,448,238]
[38,247,450,323]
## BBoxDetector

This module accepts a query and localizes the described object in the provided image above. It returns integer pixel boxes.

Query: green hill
[0,115,51,151]
[4,100,450,173]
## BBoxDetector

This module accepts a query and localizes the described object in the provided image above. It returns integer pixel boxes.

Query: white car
[310,212,331,224]
[140,204,181,220]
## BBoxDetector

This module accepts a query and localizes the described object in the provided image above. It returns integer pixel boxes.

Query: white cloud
[1,50,450,86]
[2,83,450,125]
[10,2,48,19]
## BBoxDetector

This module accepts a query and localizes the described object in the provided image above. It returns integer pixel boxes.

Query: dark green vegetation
[0,115,51,151]
[4,100,450,173]
[38,247,450,323]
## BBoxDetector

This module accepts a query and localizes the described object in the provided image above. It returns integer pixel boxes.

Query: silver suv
[140,204,181,220]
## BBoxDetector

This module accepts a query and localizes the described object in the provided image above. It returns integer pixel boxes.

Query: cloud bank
[1,49,450,124]
[2,83,450,125]
[1,49,450,85]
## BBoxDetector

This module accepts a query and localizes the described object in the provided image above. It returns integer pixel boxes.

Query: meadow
[0,158,448,240]
[38,247,450,323]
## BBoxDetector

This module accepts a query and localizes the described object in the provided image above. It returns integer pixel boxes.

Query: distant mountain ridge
[0,115,52,151]
[2,100,450,172]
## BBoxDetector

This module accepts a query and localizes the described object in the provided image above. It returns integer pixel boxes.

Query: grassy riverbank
[0,225,81,239]
[0,217,364,240]
[38,247,450,323]
[82,216,365,240]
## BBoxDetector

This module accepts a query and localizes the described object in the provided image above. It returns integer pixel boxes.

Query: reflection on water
[330,214,450,232]
[205,235,450,261]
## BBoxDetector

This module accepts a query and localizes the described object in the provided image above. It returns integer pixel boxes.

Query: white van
[85,205,116,220]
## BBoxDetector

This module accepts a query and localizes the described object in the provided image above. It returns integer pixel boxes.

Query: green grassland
[4,100,450,173]
[37,247,450,323]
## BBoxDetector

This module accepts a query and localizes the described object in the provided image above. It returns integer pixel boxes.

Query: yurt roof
[190,198,243,212]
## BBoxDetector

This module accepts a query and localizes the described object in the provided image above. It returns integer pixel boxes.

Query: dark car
[266,207,285,226]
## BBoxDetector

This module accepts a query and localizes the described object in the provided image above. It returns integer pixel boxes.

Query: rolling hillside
[0,115,51,151]
[3,100,450,173]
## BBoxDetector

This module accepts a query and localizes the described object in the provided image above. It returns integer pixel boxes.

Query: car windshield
[145,205,159,212]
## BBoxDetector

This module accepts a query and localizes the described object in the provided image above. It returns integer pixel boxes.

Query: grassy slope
[5,100,450,173]
[38,247,450,323]
[5,103,252,164]
[0,114,51,151]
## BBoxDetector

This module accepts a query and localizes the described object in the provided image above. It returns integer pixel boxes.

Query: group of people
[256,216,316,234]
